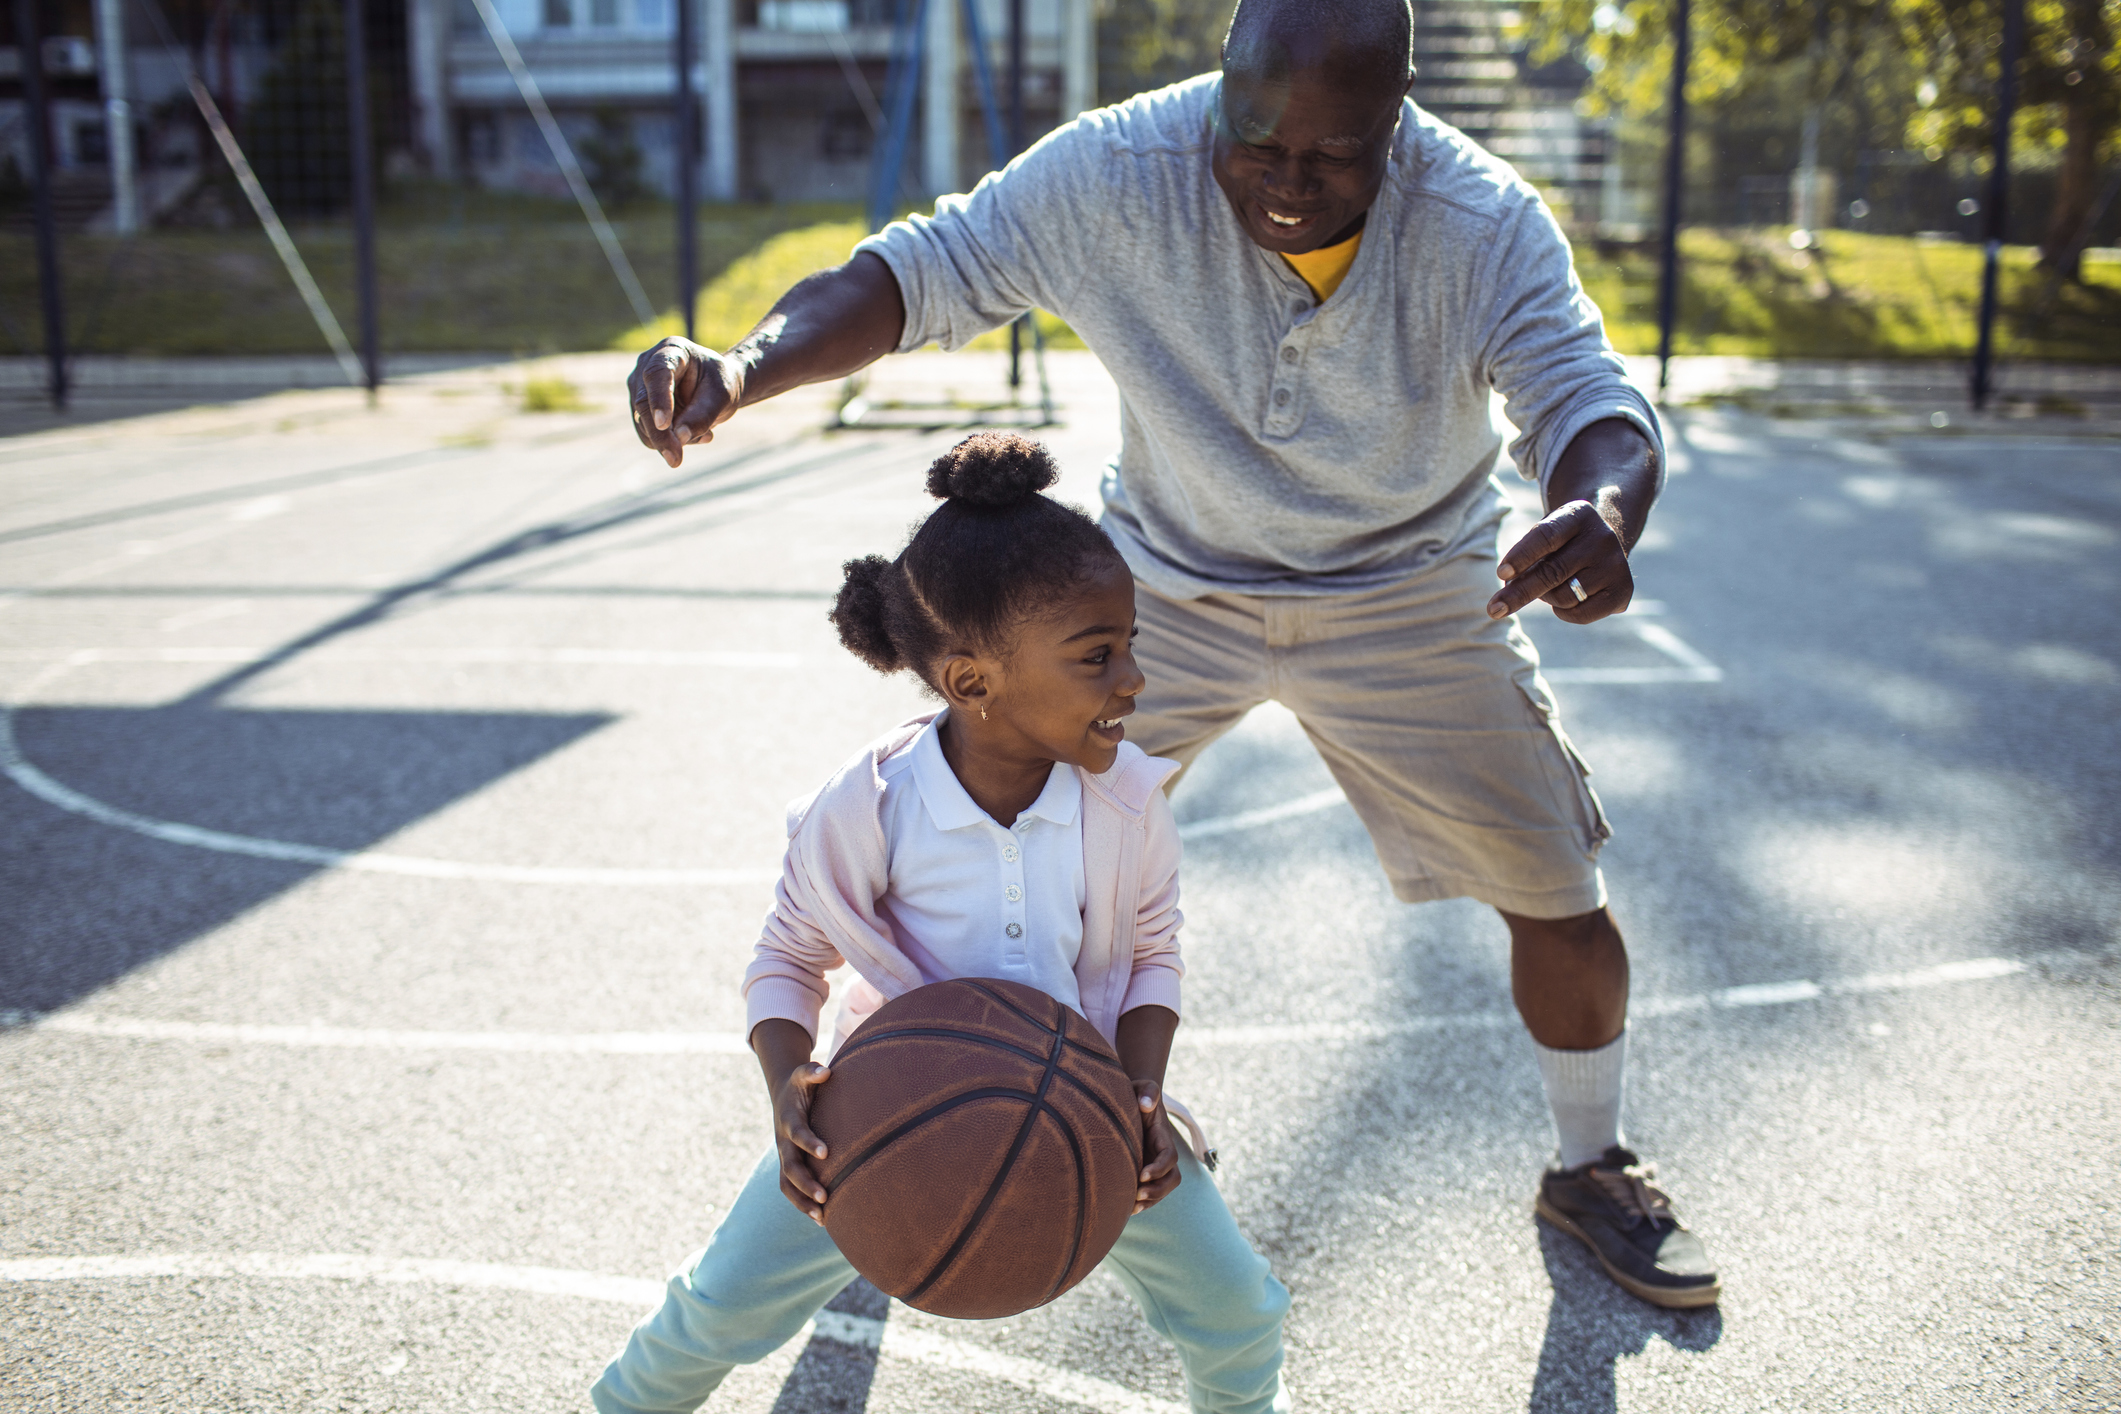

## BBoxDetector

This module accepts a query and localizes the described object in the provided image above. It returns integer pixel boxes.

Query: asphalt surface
[2,351,2117,1413]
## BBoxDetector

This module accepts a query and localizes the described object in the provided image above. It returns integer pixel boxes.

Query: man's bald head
[1221,0,1414,96]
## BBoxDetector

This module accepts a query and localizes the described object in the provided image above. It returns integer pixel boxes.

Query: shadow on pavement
[769,1278,890,1414]
[1528,1223,1722,1412]
[0,703,611,1013]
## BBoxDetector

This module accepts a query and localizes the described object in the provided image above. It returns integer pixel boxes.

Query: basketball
[808,977,1145,1319]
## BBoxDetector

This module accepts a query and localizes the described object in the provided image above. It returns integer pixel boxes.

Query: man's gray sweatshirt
[856,74,1662,599]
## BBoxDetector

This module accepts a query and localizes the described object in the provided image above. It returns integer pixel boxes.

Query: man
[629,0,1719,1309]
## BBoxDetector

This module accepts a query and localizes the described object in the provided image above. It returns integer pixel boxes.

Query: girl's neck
[936,713,1058,828]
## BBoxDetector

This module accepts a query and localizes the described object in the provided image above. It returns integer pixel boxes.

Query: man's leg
[1506,905,1719,1308]
[1263,550,1717,1308]
[1124,580,1273,782]
[1505,904,1628,1163]
[592,1148,859,1414]
[1100,1146,1291,1414]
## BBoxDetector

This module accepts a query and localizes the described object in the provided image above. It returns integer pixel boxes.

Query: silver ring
[1567,576,1588,604]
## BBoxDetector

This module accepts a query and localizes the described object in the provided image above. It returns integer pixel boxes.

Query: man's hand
[752,1018,832,1223]
[1131,1079,1183,1214]
[629,337,741,469]
[1487,499,1633,624]
[623,254,907,468]
[1487,418,1659,626]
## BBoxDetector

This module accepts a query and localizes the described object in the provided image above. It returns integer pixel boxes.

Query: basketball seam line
[905,1023,1067,1308]
[1037,1095,1092,1310]
[958,981,1131,1078]
[953,983,1140,1173]
[822,1086,1048,1197]
[831,1027,1140,1156]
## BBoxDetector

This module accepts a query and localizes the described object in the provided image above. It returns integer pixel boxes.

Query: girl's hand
[751,1018,832,1223]
[773,1060,833,1222]
[1131,1078,1182,1214]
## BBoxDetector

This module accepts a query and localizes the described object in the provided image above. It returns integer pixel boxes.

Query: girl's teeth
[1268,211,1301,225]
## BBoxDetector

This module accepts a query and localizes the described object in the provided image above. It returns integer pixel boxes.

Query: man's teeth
[1095,718,1121,729]
[1266,211,1303,226]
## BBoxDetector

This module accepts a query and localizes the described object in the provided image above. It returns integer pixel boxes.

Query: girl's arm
[1116,1004,1182,1214]
[753,1017,833,1223]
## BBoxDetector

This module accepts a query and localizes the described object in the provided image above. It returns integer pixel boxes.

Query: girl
[593,432,1290,1414]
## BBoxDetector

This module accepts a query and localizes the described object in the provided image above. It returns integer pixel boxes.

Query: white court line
[0,653,783,887]
[0,647,803,668]
[1176,788,1348,841]
[0,644,1339,883]
[20,1014,755,1053]
[0,714,782,886]
[5,952,2082,1054]
[1544,620,1723,685]
[0,1252,1184,1414]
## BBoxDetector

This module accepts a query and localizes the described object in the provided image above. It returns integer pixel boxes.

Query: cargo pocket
[1514,673,1613,856]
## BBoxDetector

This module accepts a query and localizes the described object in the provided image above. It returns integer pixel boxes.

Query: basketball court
[3,353,2117,1411]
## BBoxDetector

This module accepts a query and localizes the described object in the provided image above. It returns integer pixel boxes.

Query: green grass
[4,201,2114,363]
[1579,228,2121,362]
[518,375,590,412]
[0,193,857,358]
[616,216,1084,354]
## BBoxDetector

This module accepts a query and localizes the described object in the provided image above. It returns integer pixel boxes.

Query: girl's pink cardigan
[741,712,1187,1056]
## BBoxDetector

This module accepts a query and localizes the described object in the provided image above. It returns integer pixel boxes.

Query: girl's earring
[979,704,988,721]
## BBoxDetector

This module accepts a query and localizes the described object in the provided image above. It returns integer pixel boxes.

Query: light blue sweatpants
[593,1144,1290,1414]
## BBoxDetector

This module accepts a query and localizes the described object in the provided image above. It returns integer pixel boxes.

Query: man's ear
[935,652,992,717]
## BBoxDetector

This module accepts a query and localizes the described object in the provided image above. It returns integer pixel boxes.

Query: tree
[1904,0,2119,278]
[1098,0,1237,106]
[246,0,353,217]
[1522,0,2119,278]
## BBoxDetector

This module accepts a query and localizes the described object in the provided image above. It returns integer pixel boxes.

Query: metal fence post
[1007,0,1024,391]
[1655,0,1690,403]
[677,0,699,339]
[16,0,69,410]
[346,0,382,394]
[1970,0,2022,412]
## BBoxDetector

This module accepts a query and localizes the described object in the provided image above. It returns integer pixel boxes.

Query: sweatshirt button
[1273,388,1291,406]
[1005,884,1023,902]
[1280,346,1298,363]
[1006,923,1023,939]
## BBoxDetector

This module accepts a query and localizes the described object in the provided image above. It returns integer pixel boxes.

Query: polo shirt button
[1273,388,1291,406]
[1280,346,1298,363]
[1006,923,1023,939]
[1002,845,1019,862]
[1292,302,1307,317]
[1005,884,1022,902]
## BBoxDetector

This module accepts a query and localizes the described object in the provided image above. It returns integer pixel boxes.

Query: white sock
[1534,1030,1627,1169]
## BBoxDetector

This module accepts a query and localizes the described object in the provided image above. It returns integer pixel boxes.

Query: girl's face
[960,559,1145,776]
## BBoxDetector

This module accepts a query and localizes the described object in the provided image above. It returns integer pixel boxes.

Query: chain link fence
[3,0,2117,412]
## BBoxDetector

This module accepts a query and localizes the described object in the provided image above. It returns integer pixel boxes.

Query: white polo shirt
[874,713,1087,1012]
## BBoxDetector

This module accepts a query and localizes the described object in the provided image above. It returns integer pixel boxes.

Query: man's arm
[1485,417,1660,625]
[628,251,905,468]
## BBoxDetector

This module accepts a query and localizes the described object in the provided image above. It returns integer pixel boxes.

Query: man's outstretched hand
[629,337,742,467]
[624,253,908,468]
[1486,417,1659,626]
[1487,499,1633,624]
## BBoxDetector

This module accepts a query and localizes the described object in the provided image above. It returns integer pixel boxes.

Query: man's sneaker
[1535,1146,1721,1309]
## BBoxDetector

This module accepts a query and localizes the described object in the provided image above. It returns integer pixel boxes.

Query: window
[543,0,573,27]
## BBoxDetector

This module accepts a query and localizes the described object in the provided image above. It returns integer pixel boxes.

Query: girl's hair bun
[924,431,1060,507]
[831,554,903,673]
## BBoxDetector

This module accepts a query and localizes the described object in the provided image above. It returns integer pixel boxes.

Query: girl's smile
[937,559,1145,827]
